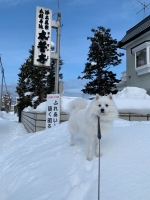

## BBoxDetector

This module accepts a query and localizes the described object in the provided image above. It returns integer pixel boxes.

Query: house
[118,15,150,95]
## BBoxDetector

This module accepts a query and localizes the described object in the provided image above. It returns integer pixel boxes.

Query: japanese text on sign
[46,94,60,129]
[34,6,52,67]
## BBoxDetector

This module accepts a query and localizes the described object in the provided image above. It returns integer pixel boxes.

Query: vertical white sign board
[46,94,60,129]
[34,6,52,67]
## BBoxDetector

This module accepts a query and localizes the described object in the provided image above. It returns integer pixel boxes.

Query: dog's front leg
[70,134,74,146]
[87,137,94,161]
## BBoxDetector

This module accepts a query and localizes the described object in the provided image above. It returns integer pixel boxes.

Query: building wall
[126,33,150,93]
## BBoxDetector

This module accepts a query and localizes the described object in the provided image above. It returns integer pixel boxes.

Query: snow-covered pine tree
[78,26,124,96]
[16,45,63,109]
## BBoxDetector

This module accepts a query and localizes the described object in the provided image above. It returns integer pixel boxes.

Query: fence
[21,111,150,133]
[21,111,69,133]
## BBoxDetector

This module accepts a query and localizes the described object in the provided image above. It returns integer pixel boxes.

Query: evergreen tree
[16,45,63,109]
[78,26,124,96]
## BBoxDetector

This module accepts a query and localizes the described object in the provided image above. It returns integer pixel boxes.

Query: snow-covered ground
[1,87,150,200]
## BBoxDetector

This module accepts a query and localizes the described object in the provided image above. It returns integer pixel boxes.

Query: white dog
[68,94,118,161]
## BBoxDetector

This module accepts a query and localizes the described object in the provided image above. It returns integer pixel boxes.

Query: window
[136,48,146,67]
[132,42,150,75]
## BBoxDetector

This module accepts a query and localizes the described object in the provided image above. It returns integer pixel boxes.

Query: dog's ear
[96,94,100,100]
[108,93,113,100]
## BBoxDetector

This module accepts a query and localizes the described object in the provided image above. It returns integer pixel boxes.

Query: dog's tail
[67,98,88,114]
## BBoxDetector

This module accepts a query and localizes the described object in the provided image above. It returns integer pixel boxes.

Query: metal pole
[55,12,61,94]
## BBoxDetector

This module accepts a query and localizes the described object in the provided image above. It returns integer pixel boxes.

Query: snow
[114,87,150,99]
[42,78,47,81]
[23,87,150,114]
[23,106,33,112]
[24,91,33,96]
[45,72,50,76]
[51,41,55,48]
[1,87,150,200]
[24,78,28,83]
[1,112,150,199]
[91,61,97,66]
[35,101,46,112]
[32,96,39,104]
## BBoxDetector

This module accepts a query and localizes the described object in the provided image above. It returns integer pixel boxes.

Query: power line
[136,0,150,18]
[127,0,150,18]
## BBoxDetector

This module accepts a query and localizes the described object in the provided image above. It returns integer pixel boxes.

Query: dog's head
[92,94,116,117]
[96,94,113,115]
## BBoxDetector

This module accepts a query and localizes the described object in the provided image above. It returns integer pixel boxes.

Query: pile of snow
[23,87,150,114]
[113,87,150,114]
[35,101,46,112]
[115,87,150,99]
[114,98,150,114]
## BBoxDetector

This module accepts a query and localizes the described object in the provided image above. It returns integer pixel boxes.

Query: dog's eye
[105,104,108,107]
[98,104,101,107]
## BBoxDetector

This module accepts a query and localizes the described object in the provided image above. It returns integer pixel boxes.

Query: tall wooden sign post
[33,6,61,94]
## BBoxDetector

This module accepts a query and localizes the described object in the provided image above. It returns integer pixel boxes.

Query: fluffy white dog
[68,94,118,161]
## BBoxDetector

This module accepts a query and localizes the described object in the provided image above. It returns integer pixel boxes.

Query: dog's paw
[96,152,103,157]
[70,142,74,146]
[87,155,93,161]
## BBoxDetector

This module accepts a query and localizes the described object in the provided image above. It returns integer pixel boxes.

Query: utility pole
[55,12,61,94]
[0,56,4,111]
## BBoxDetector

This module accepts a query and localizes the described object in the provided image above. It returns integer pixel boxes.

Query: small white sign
[34,6,52,67]
[46,94,60,129]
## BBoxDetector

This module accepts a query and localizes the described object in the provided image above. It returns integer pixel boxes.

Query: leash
[97,116,101,200]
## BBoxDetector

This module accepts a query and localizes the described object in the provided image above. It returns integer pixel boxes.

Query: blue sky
[0,0,150,98]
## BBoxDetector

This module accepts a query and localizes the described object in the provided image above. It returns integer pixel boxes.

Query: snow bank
[113,87,150,114]
[23,106,34,112]
[115,87,150,99]
[35,101,46,112]
[114,98,150,114]
[22,87,150,114]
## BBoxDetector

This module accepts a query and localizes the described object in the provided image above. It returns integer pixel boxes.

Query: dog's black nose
[101,108,105,113]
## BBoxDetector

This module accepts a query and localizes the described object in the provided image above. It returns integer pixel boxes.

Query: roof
[120,15,150,49]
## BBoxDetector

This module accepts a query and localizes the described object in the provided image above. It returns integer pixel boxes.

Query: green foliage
[78,26,124,96]
[16,45,63,108]
[17,97,32,111]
